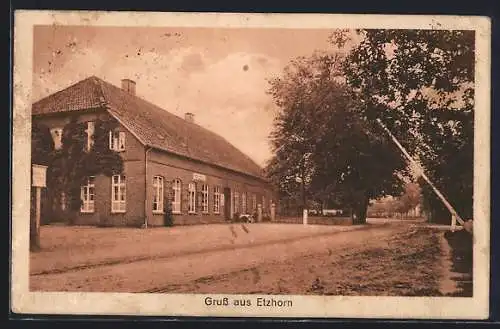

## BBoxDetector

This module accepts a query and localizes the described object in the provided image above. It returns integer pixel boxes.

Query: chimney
[184,112,195,123]
[121,79,136,95]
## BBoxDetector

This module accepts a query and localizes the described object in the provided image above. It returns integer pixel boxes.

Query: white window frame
[60,191,67,211]
[152,176,164,214]
[86,121,95,152]
[109,130,126,152]
[172,179,182,214]
[111,175,126,213]
[81,176,95,213]
[242,192,247,214]
[188,182,196,214]
[51,127,63,150]
[213,186,221,214]
[252,194,257,212]
[263,195,266,212]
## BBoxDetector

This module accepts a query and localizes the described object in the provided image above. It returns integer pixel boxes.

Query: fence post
[303,209,308,225]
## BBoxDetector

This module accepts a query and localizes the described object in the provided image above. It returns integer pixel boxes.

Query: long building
[32,76,275,226]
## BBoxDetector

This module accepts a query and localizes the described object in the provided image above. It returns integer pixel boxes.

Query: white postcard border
[12,10,491,319]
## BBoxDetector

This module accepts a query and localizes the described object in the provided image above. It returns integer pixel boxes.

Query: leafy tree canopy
[266,52,406,224]
[341,29,474,222]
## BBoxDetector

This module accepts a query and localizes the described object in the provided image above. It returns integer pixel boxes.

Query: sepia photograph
[12,11,490,319]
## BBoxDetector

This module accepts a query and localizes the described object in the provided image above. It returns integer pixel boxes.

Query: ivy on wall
[32,115,124,217]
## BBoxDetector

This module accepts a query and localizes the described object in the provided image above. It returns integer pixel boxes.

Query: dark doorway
[224,187,231,221]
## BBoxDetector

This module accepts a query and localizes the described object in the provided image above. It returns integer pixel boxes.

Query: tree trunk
[352,196,369,225]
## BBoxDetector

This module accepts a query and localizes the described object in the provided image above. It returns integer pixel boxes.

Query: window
[109,130,126,152]
[172,179,182,213]
[86,121,95,151]
[50,128,63,150]
[213,186,221,214]
[242,192,247,214]
[201,184,209,213]
[262,196,266,211]
[81,176,95,213]
[252,194,257,212]
[188,182,196,214]
[234,191,240,214]
[153,176,164,213]
[60,191,67,211]
[111,175,126,213]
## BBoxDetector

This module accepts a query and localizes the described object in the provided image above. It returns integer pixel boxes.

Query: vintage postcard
[12,11,491,319]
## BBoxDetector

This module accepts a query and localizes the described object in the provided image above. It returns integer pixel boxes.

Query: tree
[393,182,422,218]
[266,53,406,224]
[340,29,474,224]
[265,54,327,215]
[31,122,55,165]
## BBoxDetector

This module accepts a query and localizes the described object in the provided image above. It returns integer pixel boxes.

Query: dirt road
[30,223,361,275]
[157,225,443,296]
[30,222,462,296]
[144,223,449,296]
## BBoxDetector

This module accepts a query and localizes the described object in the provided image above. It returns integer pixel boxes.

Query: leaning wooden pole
[376,119,468,229]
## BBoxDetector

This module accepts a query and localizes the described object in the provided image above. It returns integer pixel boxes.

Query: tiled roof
[32,77,107,114]
[32,76,266,180]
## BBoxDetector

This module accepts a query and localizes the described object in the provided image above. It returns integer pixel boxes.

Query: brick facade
[34,110,274,228]
[32,76,275,227]
[146,150,273,226]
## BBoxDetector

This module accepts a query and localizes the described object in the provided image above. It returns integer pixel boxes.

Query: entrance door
[223,187,231,221]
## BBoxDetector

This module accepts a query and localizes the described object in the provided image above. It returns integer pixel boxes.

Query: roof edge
[104,105,148,146]
[32,75,103,106]
[148,144,269,183]
[105,105,268,182]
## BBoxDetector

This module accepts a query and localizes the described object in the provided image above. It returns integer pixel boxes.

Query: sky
[32,26,341,167]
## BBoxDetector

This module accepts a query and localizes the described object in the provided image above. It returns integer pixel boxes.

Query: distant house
[32,76,274,226]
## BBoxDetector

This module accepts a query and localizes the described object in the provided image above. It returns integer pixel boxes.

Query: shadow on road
[443,229,473,297]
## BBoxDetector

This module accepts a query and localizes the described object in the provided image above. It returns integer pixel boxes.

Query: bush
[163,197,174,227]
[97,216,114,227]
[232,212,241,223]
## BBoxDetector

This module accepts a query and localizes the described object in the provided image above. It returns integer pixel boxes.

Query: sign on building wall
[192,173,206,182]
[32,164,48,188]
